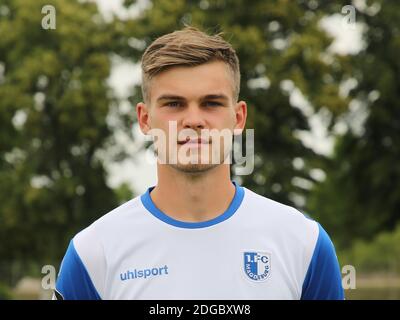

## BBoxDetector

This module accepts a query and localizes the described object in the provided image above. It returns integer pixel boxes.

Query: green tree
[0,0,120,268]
[308,0,400,248]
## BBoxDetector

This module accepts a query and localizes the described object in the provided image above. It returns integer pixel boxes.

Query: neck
[150,164,236,223]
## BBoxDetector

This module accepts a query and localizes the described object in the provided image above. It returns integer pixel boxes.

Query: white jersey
[55,182,344,300]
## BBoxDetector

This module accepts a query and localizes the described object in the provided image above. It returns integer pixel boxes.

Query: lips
[178,137,209,145]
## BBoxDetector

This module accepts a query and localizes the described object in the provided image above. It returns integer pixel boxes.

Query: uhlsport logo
[244,251,271,281]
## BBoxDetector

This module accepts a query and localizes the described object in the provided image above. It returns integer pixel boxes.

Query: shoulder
[55,196,143,299]
[241,187,319,243]
[241,187,344,299]
[73,195,143,263]
[301,223,345,299]
[73,196,142,250]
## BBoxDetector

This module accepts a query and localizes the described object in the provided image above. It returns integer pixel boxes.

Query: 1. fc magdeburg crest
[243,251,271,281]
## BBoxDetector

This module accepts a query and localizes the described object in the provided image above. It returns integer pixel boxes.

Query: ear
[234,100,247,135]
[136,102,151,134]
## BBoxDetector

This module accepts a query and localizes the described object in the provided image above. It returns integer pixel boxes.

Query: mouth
[177,137,210,145]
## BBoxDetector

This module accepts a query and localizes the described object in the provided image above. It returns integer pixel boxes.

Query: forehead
[149,61,235,101]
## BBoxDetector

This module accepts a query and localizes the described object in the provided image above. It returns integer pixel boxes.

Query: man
[54,27,344,300]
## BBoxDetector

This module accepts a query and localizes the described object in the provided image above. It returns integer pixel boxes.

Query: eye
[165,101,182,108]
[204,101,223,107]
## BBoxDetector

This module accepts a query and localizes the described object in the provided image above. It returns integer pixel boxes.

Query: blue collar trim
[140,181,244,229]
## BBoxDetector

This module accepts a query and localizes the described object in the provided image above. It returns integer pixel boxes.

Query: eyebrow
[156,94,229,102]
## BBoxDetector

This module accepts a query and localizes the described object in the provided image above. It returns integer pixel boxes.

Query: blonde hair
[141,26,240,103]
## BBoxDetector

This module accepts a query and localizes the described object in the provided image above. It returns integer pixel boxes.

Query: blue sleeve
[301,223,345,300]
[55,240,101,300]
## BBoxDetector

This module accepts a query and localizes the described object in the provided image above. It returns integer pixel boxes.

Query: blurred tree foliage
[307,0,400,249]
[0,0,121,266]
[339,223,400,274]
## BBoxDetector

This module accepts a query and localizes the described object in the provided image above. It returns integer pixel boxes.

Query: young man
[54,27,344,300]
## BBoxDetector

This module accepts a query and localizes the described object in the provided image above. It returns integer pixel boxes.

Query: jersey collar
[140,181,244,229]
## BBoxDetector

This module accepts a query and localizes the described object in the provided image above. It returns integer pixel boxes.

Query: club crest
[243,251,271,282]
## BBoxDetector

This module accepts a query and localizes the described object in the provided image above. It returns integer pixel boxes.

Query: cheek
[149,112,178,136]
[215,110,236,129]
[149,110,167,128]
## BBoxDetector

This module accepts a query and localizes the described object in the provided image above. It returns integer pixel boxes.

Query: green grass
[345,287,400,300]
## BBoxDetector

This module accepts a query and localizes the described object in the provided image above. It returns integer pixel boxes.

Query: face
[137,60,247,174]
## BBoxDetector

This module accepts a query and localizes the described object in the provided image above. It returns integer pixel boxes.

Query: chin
[170,163,219,174]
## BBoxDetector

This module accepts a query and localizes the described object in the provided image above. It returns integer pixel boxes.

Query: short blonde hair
[141,26,240,103]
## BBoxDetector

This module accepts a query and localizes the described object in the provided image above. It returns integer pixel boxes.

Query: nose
[181,104,206,130]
